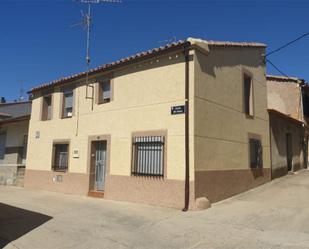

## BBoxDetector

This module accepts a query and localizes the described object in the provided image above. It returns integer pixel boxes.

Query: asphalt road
[1,170,309,249]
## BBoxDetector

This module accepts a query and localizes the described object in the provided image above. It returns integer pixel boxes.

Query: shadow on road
[0,203,52,248]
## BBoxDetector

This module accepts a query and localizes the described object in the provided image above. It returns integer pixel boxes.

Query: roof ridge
[30,37,266,93]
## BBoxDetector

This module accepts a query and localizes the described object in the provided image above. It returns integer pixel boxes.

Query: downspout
[183,44,190,212]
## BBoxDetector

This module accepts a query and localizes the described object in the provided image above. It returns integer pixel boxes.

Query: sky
[1,0,309,101]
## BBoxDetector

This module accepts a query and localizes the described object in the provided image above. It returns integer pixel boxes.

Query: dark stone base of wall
[24,169,90,195]
[272,163,304,179]
[24,169,195,210]
[105,175,195,209]
[0,166,25,186]
[195,168,271,203]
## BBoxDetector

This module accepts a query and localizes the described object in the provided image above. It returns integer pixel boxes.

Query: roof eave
[29,41,191,94]
[0,115,30,125]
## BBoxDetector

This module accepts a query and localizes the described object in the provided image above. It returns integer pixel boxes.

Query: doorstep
[88,190,104,198]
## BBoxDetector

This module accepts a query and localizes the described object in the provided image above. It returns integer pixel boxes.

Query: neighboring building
[25,38,270,209]
[0,101,31,186]
[267,75,308,179]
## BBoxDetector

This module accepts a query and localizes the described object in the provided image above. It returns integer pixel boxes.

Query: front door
[94,141,107,191]
[286,133,293,172]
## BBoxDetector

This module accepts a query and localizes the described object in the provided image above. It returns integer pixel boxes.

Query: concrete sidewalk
[2,170,309,249]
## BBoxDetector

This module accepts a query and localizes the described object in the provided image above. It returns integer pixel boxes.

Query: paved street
[2,170,309,249]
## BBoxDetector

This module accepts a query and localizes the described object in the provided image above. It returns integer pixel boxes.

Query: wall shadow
[0,203,52,248]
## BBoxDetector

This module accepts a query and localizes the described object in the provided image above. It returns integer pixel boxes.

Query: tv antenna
[19,80,25,102]
[73,0,121,109]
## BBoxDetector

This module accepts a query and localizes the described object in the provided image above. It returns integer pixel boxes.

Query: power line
[266,31,309,57]
[266,58,289,78]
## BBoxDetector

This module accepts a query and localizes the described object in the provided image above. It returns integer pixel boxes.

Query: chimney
[0,97,6,104]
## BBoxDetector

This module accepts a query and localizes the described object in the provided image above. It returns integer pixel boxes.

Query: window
[98,80,111,104]
[0,132,6,160]
[22,135,28,162]
[132,135,165,177]
[244,74,254,117]
[52,144,69,171]
[249,138,263,168]
[62,89,74,118]
[42,95,52,121]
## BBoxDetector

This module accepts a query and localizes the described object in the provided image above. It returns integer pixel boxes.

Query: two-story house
[267,75,308,179]
[25,38,270,209]
[0,100,31,186]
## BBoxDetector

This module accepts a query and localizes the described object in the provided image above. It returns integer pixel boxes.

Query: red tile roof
[266,75,304,84]
[30,38,266,93]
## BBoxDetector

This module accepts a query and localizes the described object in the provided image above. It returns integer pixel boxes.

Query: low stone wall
[0,165,25,186]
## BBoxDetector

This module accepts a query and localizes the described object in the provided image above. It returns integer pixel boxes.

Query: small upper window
[244,74,254,117]
[98,80,111,104]
[249,138,263,168]
[42,95,52,121]
[62,89,74,118]
[52,143,69,171]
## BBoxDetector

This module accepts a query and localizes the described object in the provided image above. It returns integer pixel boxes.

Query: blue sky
[1,0,309,101]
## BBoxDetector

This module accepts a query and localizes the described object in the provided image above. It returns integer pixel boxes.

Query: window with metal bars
[52,144,69,171]
[249,138,263,168]
[132,136,165,177]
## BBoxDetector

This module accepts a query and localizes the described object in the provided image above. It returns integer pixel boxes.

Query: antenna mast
[19,80,25,102]
[74,0,121,110]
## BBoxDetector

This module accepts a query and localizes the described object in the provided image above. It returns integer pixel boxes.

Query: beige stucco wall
[0,120,29,165]
[267,79,302,120]
[269,113,305,179]
[193,47,271,202]
[26,50,195,184]
[194,47,270,170]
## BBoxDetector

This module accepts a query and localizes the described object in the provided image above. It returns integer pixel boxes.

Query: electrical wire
[266,31,309,57]
[266,58,290,78]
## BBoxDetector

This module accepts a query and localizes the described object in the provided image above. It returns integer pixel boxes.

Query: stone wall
[0,166,25,186]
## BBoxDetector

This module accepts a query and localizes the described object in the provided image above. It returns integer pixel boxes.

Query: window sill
[61,116,73,119]
[245,114,254,119]
[98,100,111,105]
[131,173,164,180]
[52,169,68,173]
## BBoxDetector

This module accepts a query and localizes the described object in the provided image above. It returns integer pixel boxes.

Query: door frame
[87,135,111,192]
[286,133,293,172]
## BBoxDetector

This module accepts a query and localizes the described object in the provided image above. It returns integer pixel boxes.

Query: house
[0,100,31,186]
[25,38,270,209]
[267,75,308,179]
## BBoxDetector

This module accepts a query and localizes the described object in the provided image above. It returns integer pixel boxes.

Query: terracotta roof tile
[266,75,304,84]
[30,38,266,93]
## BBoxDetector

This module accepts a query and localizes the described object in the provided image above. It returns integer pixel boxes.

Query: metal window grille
[53,144,69,171]
[249,139,263,168]
[132,136,164,177]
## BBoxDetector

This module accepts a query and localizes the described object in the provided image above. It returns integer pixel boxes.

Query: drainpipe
[183,44,190,212]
